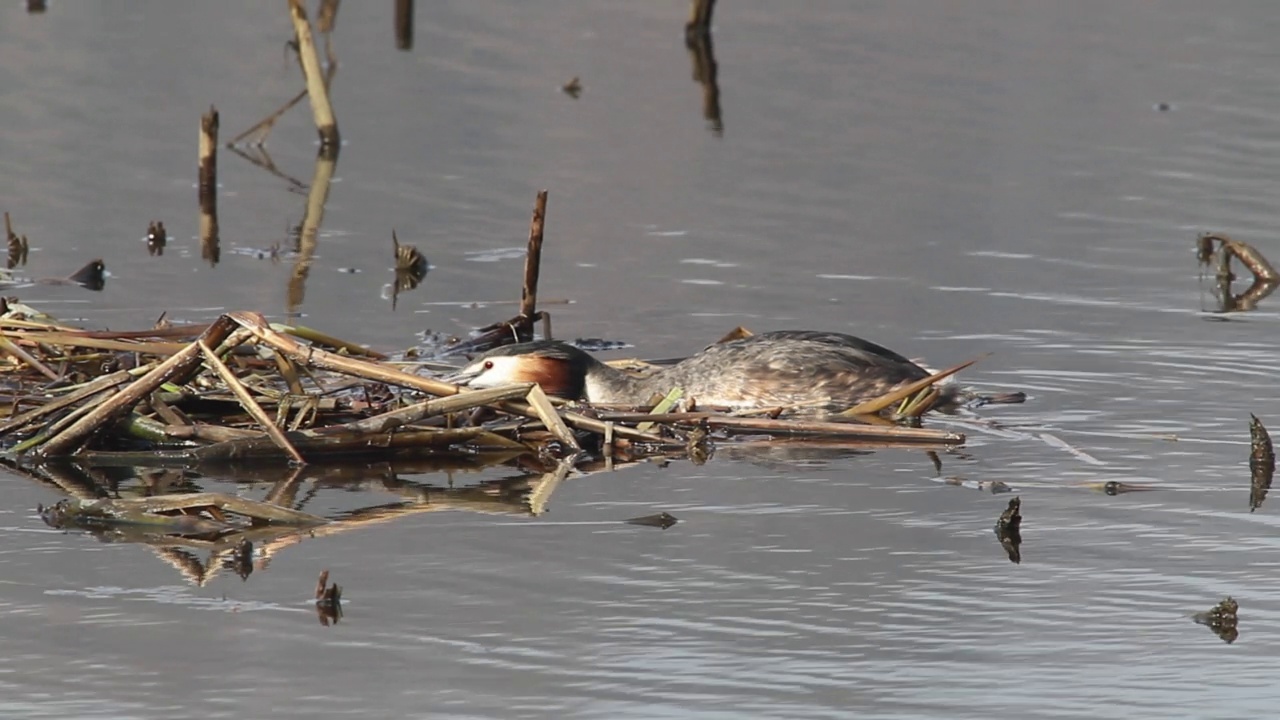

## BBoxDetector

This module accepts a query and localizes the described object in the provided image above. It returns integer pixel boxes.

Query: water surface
[1,2,1279,718]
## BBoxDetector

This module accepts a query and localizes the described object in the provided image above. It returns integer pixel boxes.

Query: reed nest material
[0,308,966,466]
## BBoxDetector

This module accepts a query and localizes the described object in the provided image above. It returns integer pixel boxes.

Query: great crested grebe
[446,330,1008,414]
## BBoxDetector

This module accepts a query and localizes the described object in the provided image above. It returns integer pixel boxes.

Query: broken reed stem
[34,318,237,457]
[394,0,414,50]
[520,190,548,322]
[199,106,219,202]
[685,0,716,40]
[287,0,340,148]
[0,369,137,436]
[200,105,221,266]
[34,343,202,457]
[198,340,306,465]
[0,335,60,382]
[839,356,983,417]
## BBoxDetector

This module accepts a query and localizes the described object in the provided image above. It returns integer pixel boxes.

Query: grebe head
[445,340,595,399]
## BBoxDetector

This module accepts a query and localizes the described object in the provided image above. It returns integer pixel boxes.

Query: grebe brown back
[446,330,991,414]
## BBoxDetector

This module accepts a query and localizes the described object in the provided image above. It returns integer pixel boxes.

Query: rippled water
[2,2,1280,718]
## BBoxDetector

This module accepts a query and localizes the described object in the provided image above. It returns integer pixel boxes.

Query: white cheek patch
[466,356,525,388]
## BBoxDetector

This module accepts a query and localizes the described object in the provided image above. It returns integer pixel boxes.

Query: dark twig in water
[684,0,716,41]
[315,569,343,626]
[1249,414,1274,512]
[4,212,29,269]
[684,0,723,135]
[390,229,429,310]
[147,221,167,257]
[394,0,414,50]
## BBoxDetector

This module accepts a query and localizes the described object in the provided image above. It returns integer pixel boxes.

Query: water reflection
[1196,232,1279,314]
[685,7,723,136]
[20,452,578,586]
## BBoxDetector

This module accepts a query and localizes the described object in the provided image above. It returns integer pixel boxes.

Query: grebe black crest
[446,331,1022,414]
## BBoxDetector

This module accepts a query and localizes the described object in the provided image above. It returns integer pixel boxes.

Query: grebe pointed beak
[441,367,481,386]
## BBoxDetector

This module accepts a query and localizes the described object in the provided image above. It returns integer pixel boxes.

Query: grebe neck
[580,359,667,405]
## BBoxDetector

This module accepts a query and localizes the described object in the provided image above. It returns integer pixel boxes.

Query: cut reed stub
[315,569,343,626]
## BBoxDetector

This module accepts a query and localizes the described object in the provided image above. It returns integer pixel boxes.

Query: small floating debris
[993,496,1022,564]
[625,512,679,529]
[571,338,632,353]
[685,423,712,466]
[1250,414,1274,512]
[315,569,342,626]
[1192,596,1238,644]
[5,212,28,269]
[226,538,254,580]
[390,229,431,308]
[392,229,428,279]
[147,221,167,256]
[561,76,582,99]
[1078,480,1158,495]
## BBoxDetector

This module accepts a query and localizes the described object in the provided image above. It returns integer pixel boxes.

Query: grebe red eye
[483,360,494,370]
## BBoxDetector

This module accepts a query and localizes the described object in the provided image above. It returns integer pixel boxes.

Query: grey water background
[2,2,1280,718]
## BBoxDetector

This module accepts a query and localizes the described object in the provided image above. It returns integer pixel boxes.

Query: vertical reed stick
[287,0,340,148]
[520,190,548,321]
[198,106,219,201]
[685,0,716,40]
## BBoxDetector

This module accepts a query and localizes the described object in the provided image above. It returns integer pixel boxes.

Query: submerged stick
[520,190,548,323]
[287,0,340,148]
[199,340,305,464]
